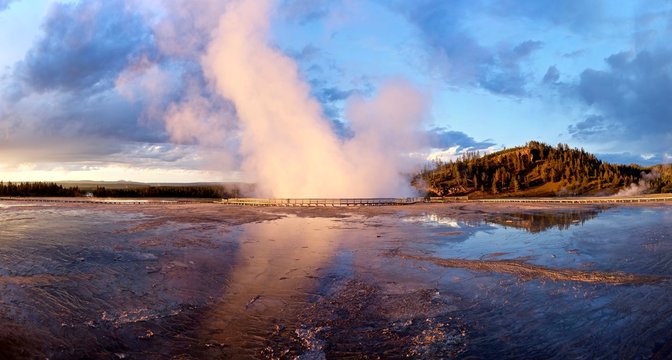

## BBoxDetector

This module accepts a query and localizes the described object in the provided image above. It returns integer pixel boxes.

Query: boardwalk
[223,197,425,207]
[225,195,672,206]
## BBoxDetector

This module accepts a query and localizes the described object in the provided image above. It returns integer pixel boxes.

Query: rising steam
[201,0,427,197]
[615,170,659,197]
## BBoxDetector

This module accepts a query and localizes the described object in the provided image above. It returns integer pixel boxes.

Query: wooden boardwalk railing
[223,197,425,207]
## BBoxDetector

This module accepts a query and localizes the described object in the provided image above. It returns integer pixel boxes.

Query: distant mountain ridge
[413,141,672,197]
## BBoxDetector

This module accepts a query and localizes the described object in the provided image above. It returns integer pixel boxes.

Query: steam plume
[615,170,659,197]
[202,0,427,197]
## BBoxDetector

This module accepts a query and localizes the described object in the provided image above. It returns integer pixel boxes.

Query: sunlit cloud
[0,163,238,183]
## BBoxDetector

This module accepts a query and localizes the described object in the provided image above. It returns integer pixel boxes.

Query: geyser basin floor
[0,201,671,359]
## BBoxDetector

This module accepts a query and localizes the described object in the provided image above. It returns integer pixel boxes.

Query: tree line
[0,182,240,198]
[91,185,238,198]
[0,182,80,197]
[413,141,672,197]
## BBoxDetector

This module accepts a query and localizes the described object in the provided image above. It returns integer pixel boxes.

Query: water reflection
[402,214,462,227]
[397,207,672,359]
[198,216,345,358]
[1,202,671,358]
[403,209,602,234]
[488,210,601,233]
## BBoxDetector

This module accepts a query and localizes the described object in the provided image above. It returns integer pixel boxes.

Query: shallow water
[0,201,670,358]
[397,208,672,358]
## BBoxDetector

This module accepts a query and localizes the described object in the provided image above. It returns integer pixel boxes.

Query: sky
[1,0,671,184]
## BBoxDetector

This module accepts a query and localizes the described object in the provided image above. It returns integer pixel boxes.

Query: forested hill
[413,141,672,197]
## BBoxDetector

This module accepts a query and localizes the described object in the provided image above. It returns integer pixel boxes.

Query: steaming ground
[616,169,661,197]
[1,200,671,358]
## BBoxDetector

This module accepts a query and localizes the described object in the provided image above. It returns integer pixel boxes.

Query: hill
[412,141,672,198]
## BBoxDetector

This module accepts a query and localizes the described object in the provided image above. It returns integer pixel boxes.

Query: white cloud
[426,145,499,162]
[427,146,460,162]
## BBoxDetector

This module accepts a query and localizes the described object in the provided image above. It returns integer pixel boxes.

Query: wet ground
[0,200,671,359]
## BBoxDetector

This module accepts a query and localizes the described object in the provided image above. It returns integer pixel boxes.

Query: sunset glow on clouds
[1,0,671,187]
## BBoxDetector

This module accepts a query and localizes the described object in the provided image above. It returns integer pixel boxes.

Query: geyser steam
[615,170,659,197]
[201,0,428,197]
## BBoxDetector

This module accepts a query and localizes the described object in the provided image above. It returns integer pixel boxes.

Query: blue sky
[1,0,671,182]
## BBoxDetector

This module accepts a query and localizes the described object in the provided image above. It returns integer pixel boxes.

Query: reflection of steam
[616,170,659,197]
[202,0,427,197]
[199,216,345,352]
